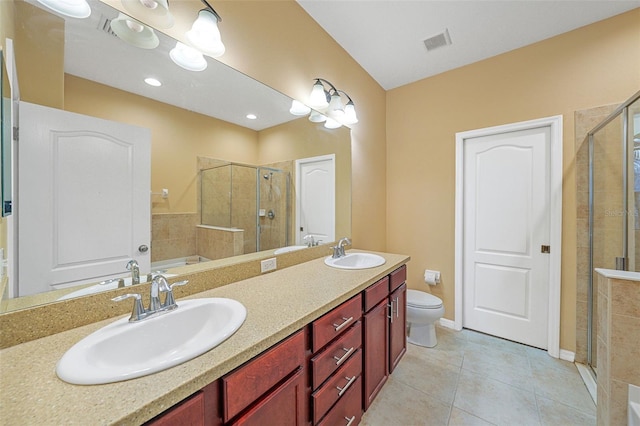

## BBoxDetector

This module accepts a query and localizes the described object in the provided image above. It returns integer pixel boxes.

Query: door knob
[138,244,149,253]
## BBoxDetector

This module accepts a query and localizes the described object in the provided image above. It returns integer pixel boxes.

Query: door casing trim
[454,115,563,358]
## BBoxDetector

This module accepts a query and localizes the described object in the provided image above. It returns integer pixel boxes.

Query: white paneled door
[462,126,552,349]
[296,155,335,245]
[18,102,151,296]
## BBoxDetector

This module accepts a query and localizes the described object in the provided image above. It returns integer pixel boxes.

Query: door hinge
[12,126,18,141]
[541,245,550,254]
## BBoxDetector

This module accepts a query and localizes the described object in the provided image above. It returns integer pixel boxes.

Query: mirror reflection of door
[16,102,151,297]
[296,155,335,246]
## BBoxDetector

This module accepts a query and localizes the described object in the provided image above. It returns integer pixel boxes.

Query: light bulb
[37,0,91,18]
[186,10,225,58]
[110,13,159,49]
[324,117,342,129]
[170,42,207,72]
[308,110,327,123]
[342,102,358,125]
[121,0,174,29]
[309,81,329,109]
[289,100,311,116]
[328,92,345,118]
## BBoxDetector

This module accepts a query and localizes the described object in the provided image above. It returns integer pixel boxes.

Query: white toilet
[406,289,445,348]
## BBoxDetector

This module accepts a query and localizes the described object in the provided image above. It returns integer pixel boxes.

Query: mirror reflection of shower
[200,160,290,258]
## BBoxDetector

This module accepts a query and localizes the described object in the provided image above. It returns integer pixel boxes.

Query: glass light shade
[308,110,327,123]
[186,10,225,58]
[309,81,329,109]
[170,42,207,72]
[327,92,345,118]
[289,100,311,116]
[110,13,159,49]
[342,102,358,125]
[324,117,342,129]
[37,0,91,18]
[121,0,174,29]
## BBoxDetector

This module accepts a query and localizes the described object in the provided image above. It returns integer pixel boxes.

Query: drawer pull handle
[395,296,400,318]
[333,346,355,366]
[333,316,354,332]
[336,375,357,396]
[388,302,394,323]
[345,415,356,426]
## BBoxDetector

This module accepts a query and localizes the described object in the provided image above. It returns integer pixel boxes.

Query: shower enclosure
[583,91,640,377]
[200,162,290,255]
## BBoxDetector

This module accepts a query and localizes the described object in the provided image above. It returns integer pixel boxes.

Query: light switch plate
[261,258,277,273]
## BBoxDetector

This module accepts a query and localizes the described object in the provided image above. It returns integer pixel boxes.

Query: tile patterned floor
[361,325,596,426]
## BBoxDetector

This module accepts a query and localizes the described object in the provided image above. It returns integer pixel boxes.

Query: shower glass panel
[258,168,290,252]
[200,162,289,257]
[586,92,640,376]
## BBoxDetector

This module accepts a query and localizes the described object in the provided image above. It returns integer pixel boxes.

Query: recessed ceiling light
[246,114,257,120]
[144,77,162,87]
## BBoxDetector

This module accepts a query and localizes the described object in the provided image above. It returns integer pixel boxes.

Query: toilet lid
[407,289,443,309]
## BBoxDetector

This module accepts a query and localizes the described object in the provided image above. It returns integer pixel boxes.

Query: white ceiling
[297,0,640,90]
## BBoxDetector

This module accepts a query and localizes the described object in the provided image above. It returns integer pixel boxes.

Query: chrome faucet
[331,237,351,258]
[303,235,323,247]
[112,275,189,322]
[126,260,140,285]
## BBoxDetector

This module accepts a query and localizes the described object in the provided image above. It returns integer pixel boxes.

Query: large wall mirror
[1,0,351,312]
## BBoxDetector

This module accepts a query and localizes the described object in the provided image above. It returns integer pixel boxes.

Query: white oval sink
[56,298,246,385]
[274,245,307,254]
[324,253,386,270]
[56,274,178,301]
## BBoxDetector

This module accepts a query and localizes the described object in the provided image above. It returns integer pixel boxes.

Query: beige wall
[386,9,640,352]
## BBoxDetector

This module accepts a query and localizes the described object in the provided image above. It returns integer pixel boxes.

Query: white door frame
[454,115,563,358]
[295,154,335,245]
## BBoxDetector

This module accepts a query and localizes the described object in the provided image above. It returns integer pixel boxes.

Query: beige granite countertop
[0,250,409,425]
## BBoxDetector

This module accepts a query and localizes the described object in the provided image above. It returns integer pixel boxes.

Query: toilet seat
[407,289,443,309]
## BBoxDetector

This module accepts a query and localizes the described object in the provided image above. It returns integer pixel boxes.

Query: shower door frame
[585,90,640,374]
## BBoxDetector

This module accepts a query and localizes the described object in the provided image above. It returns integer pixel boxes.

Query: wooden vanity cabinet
[147,263,408,426]
[310,294,363,425]
[222,329,307,425]
[389,266,407,373]
[363,266,408,410]
[362,276,390,410]
[146,380,222,426]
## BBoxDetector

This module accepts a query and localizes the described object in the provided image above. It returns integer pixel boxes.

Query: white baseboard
[559,349,575,362]
[439,318,460,330]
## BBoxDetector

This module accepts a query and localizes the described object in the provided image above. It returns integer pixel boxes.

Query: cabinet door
[146,392,205,426]
[389,283,407,373]
[230,368,306,426]
[363,299,389,410]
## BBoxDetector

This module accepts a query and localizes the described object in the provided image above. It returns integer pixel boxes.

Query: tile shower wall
[196,226,244,260]
[596,273,640,425]
[574,104,619,364]
[151,213,199,262]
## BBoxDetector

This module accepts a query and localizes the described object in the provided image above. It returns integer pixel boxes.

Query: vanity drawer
[311,321,362,389]
[312,349,362,424]
[363,276,389,312]
[316,375,362,426]
[312,294,362,352]
[390,265,407,292]
[222,330,305,422]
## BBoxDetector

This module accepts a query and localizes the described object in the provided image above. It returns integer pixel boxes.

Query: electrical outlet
[261,258,277,273]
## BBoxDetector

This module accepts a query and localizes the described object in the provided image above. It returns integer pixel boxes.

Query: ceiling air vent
[423,29,452,52]
[97,14,117,37]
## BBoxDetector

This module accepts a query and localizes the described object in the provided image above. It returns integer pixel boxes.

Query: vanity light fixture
[186,1,225,58]
[289,100,311,116]
[121,0,174,29]
[37,0,91,18]
[110,13,160,49]
[293,78,358,129]
[169,42,208,72]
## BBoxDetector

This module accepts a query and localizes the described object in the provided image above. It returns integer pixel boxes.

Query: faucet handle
[162,280,189,310]
[112,293,146,322]
[126,260,139,271]
[100,278,125,288]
